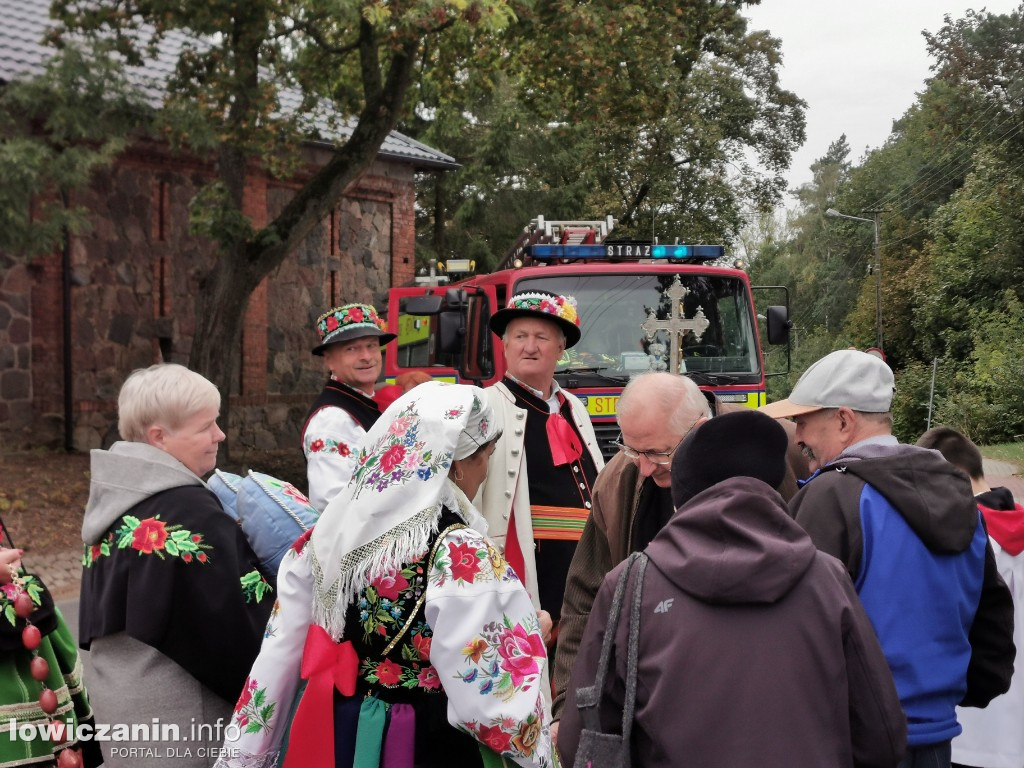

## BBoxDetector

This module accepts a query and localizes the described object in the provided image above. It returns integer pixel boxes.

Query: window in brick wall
[155,180,168,241]
[329,208,337,256]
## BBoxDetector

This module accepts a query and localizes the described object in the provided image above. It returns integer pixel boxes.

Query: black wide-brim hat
[312,303,397,356]
[488,291,582,348]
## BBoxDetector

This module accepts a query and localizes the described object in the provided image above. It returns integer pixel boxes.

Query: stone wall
[0,256,34,440]
[1,144,422,453]
[233,155,416,454]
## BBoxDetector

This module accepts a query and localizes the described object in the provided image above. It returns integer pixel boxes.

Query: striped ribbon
[531,505,589,541]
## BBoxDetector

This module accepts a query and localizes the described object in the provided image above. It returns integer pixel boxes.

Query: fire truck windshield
[513,273,761,384]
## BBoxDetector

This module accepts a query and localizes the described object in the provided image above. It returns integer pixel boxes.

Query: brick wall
[1,144,426,452]
[240,173,269,400]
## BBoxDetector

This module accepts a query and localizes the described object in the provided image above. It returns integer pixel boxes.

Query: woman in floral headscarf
[216,382,554,768]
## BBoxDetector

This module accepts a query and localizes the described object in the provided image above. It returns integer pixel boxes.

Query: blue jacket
[790,442,1014,747]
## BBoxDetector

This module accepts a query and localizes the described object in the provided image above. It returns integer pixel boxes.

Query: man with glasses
[551,371,710,728]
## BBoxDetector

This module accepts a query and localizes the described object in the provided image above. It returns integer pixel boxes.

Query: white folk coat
[474,381,604,610]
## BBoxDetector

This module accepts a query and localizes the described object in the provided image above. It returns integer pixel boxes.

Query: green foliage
[752,5,1024,444]
[21,0,521,401]
[933,292,1024,442]
[891,360,947,443]
[407,0,806,264]
[762,327,844,405]
[0,46,146,256]
[188,182,256,245]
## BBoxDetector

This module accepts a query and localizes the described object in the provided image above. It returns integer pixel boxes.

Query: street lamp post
[825,207,883,351]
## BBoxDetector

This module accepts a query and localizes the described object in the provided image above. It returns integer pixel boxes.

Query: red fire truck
[384,216,790,460]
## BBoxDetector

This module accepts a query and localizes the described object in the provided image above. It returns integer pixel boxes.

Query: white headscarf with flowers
[310,380,499,640]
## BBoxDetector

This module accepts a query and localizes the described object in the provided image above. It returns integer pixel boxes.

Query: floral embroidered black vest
[344,508,462,701]
[303,378,382,440]
[503,378,599,619]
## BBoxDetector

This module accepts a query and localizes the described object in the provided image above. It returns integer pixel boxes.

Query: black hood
[646,476,816,605]
[829,443,979,553]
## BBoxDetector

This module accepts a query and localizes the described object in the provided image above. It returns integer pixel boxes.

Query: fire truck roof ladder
[496,215,617,270]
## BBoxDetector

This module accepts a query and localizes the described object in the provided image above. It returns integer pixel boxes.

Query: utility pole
[825,207,884,351]
[872,210,882,351]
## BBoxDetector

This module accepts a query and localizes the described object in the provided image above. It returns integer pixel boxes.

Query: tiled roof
[0,0,459,170]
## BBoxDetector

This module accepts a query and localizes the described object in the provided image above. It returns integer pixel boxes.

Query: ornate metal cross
[641,275,710,374]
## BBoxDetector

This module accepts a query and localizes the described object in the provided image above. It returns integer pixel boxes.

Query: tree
[0,47,144,254]
[32,0,517,424]
[407,0,806,265]
[728,4,1024,443]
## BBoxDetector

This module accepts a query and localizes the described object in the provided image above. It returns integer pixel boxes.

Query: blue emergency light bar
[529,242,725,261]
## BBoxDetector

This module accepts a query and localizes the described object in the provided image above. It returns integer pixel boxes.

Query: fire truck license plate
[584,396,619,416]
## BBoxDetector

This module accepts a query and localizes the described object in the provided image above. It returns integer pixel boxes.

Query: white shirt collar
[506,373,562,413]
[330,375,375,398]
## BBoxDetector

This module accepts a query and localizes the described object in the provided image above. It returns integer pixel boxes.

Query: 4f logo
[654,598,674,614]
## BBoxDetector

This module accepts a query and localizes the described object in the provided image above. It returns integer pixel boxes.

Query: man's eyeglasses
[613,418,701,466]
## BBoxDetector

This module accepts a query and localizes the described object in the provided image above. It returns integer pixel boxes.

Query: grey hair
[617,372,711,434]
[855,410,893,428]
[117,364,221,442]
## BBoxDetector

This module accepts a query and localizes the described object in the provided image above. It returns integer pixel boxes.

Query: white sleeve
[303,407,364,512]
[215,537,314,768]
[424,527,553,768]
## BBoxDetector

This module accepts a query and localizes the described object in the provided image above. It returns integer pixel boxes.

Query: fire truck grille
[591,422,621,464]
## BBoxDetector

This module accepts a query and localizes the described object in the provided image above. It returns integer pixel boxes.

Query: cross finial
[641,275,710,374]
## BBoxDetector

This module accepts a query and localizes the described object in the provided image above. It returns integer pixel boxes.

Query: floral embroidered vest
[344,508,463,701]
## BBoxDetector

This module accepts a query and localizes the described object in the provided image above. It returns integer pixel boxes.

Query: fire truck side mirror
[765,306,791,345]
[404,295,444,315]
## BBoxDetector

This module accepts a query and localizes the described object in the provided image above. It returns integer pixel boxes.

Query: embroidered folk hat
[488,291,582,348]
[759,349,896,419]
[312,303,396,356]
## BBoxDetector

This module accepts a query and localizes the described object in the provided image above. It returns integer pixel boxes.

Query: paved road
[58,597,80,645]
[982,459,1024,501]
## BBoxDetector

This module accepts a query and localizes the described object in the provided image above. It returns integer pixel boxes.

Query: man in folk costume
[476,291,605,641]
[303,303,396,511]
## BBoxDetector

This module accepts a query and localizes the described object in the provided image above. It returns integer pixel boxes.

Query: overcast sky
[743,0,1022,196]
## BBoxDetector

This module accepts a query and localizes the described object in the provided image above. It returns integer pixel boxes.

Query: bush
[932,292,1024,443]
[892,360,949,443]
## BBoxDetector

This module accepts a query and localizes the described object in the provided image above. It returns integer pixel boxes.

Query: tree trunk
[433,171,446,257]
[188,243,261,460]
[187,30,420,455]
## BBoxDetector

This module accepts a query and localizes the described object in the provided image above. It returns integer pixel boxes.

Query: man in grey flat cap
[761,349,1014,768]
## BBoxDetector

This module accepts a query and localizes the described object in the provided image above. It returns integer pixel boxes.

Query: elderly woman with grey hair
[79,364,273,768]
